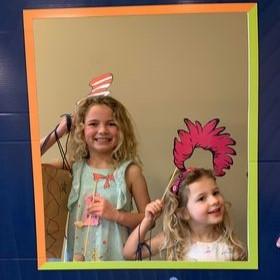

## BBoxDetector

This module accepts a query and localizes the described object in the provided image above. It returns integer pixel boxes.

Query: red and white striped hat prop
[88,72,113,97]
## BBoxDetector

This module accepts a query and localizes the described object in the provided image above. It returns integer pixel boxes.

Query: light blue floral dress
[65,160,133,261]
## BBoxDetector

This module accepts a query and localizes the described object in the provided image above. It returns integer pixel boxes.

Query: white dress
[185,238,234,261]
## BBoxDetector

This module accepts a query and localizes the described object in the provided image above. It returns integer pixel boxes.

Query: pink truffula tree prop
[162,118,236,199]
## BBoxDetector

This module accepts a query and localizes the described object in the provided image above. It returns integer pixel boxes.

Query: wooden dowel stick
[161,167,178,200]
[83,179,98,258]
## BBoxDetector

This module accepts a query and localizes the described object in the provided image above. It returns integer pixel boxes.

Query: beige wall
[34,12,248,245]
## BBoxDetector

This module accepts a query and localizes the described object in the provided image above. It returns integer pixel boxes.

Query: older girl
[42,95,150,261]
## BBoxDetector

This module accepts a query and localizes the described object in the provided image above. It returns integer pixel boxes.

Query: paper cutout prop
[42,164,72,259]
[73,172,115,259]
[76,72,113,106]
[81,194,100,226]
[163,118,236,198]
[89,72,113,97]
[174,118,236,176]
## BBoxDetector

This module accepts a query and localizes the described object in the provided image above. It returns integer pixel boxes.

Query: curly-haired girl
[123,119,246,261]
[123,168,246,261]
[41,74,150,261]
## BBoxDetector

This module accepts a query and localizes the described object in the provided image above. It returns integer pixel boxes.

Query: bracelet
[135,223,152,260]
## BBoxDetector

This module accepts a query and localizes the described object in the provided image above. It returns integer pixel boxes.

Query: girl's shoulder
[113,161,144,192]
[115,160,141,176]
[72,160,85,170]
[122,161,143,183]
[124,161,141,174]
[113,160,134,180]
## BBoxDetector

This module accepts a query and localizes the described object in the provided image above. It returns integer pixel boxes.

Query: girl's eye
[109,122,117,127]
[89,122,98,127]
[197,196,205,202]
[213,190,220,196]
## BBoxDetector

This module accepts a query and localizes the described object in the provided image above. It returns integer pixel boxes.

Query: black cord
[135,223,152,261]
[59,114,72,166]
[41,115,72,174]
[54,128,71,173]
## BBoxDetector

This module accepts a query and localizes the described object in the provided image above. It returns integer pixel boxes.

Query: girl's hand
[87,194,118,221]
[56,114,75,138]
[144,199,163,222]
[40,113,74,156]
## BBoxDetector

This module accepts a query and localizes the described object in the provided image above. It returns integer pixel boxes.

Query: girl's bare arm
[40,116,70,156]
[123,200,164,259]
[118,163,150,228]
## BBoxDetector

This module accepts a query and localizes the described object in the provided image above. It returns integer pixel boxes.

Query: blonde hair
[68,96,140,166]
[161,168,247,261]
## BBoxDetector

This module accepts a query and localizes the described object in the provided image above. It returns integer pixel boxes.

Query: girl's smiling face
[186,176,225,231]
[84,104,119,156]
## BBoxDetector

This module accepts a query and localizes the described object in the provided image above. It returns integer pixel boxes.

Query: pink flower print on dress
[82,194,100,226]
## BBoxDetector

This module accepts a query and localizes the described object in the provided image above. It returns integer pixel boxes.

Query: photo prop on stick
[89,72,113,97]
[163,118,236,198]
[76,72,113,106]
[174,118,236,176]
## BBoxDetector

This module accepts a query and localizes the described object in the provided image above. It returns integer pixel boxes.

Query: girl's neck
[87,154,115,169]
[190,226,220,243]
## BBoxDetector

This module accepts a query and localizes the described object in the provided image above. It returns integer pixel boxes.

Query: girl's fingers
[146,201,162,213]
[88,205,98,211]
[152,203,161,212]
[154,200,163,208]
[93,195,101,202]
[149,206,160,216]
[88,204,101,213]
[89,201,99,208]
[154,205,161,213]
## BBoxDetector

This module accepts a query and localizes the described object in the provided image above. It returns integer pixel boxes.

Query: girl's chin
[208,214,224,224]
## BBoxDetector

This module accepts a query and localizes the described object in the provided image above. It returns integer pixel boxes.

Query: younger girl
[123,168,246,261]
[41,95,150,261]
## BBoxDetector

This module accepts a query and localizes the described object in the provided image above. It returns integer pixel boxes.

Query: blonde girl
[41,94,150,261]
[124,118,248,261]
[123,168,246,261]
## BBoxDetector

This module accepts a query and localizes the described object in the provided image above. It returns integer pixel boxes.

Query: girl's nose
[98,124,107,133]
[209,195,219,205]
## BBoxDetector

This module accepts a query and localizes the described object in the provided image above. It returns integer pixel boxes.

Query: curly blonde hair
[68,96,140,166]
[161,168,247,261]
